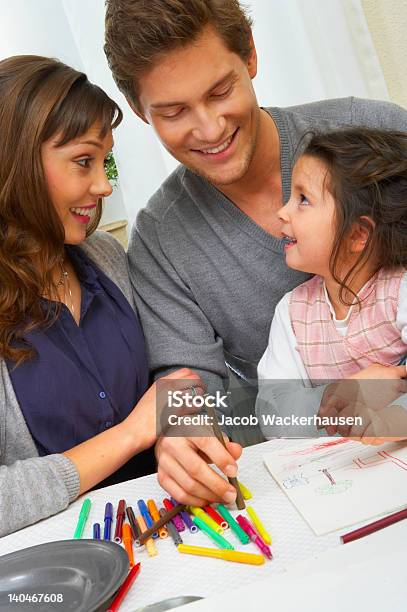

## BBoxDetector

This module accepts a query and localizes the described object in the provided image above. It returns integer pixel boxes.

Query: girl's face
[41,123,113,244]
[277,155,337,277]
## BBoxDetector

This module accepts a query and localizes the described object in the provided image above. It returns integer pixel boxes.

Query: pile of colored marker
[73,482,272,567]
[178,501,272,564]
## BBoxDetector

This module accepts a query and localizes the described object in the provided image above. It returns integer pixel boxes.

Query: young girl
[257,127,407,442]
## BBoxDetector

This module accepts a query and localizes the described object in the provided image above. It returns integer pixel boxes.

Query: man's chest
[230,186,285,236]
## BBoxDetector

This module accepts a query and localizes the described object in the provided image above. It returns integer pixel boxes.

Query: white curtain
[0,0,389,227]
[252,0,388,106]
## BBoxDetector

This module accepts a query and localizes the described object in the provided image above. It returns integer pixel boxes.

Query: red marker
[114,499,126,543]
[204,505,228,529]
[107,563,141,612]
[341,507,407,544]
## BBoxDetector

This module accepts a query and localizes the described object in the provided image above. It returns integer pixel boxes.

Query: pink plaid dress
[290,268,407,383]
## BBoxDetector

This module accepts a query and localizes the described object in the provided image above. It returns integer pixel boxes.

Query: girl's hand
[120,368,205,452]
[318,364,407,437]
[359,435,407,446]
[349,364,407,380]
[353,403,407,445]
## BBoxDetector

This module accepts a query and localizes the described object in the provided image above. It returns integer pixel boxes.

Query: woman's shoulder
[81,230,126,264]
[79,230,134,306]
[80,230,127,280]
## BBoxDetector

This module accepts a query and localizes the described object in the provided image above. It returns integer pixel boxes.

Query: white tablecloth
[0,440,351,611]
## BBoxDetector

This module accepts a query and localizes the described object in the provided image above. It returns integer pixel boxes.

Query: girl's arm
[257,292,309,381]
[256,293,326,439]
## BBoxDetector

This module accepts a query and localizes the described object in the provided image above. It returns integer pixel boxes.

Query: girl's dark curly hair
[304,127,407,304]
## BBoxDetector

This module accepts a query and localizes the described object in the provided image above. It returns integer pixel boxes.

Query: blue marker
[104,502,113,540]
[137,499,158,539]
[93,523,101,539]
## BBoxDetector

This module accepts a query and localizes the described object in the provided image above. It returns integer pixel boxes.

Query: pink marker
[236,515,273,560]
[163,498,185,532]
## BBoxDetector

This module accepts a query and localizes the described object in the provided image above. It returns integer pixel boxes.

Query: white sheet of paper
[263,438,407,535]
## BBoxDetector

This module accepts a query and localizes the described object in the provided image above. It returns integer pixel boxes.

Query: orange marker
[137,515,158,557]
[148,499,168,539]
[122,524,135,567]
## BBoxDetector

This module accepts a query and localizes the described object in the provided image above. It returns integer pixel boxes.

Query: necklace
[58,263,75,318]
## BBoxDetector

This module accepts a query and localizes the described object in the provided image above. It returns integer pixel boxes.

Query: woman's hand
[120,368,205,452]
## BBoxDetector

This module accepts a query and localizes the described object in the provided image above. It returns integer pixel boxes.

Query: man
[104,0,407,505]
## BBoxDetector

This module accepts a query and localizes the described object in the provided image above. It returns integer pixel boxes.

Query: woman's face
[41,123,114,244]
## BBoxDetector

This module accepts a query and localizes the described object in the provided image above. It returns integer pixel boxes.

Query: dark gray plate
[0,539,129,612]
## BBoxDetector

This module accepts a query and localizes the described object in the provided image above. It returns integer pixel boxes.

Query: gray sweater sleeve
[0,362,80,537]
[0,457,79,537]
[129,209,228,395]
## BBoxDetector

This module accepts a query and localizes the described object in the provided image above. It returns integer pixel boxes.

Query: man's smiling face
[137,26,261,187]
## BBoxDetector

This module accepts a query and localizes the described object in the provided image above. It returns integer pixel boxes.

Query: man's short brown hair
[104,0,253,111]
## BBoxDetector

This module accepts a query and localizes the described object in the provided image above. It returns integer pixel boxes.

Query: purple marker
[171,498,198,534]
[163,498,185,532]
[236,515,272,560]
[103,503,113,541]
[93,523,101,540]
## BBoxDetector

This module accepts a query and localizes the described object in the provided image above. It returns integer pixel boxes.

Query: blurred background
[0,0,405,242]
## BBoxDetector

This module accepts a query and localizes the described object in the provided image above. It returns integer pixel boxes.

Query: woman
[0,55,203,536]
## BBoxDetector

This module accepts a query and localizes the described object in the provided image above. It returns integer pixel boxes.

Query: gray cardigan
[0,231,135,537]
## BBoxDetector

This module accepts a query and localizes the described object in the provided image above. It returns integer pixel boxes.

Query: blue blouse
[7,246,149,456]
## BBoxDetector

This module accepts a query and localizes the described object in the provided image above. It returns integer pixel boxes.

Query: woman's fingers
[160,367,206,389]
[157,452,216,505]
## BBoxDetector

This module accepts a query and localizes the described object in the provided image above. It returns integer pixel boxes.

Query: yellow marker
[238,481,252,500]
[246,505,272,545]
[122,524,135,567]
[177,544,264,565]
[188,506,224,535]
[148,499,168,539]
[137,515,158,557]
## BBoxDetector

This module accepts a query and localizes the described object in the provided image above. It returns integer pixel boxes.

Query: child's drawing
[282,473,309,489]
[263,438,407,535]
[315,480,353,496]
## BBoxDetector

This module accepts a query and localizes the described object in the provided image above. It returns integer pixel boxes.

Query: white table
[1,440,405,611]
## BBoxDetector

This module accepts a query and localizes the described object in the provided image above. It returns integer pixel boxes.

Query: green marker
[217,504,250,545]
[192,516,234,550]
[73,498,91,539]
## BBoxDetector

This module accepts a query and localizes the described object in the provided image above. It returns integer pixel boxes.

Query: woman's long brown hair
[0,55,122,364]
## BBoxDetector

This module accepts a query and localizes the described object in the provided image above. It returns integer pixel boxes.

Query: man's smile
[191,128,239,160]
